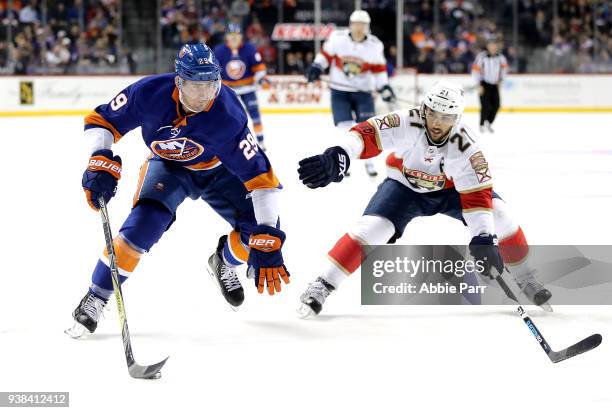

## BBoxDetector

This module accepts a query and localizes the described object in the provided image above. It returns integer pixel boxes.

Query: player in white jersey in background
[296,80,551,317]
[305,10,396,177]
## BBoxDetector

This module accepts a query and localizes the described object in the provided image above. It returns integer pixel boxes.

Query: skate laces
[519,279,544,292]
[304,278,332,304]
[83,294,106,321]
[516,270,542,291]
[220,265,241,292]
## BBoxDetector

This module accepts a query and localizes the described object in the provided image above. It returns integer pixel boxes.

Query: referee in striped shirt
[471,38,508,133]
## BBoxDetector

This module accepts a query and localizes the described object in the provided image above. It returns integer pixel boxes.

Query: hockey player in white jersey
[296,80,551,317]
[306,10,396,177]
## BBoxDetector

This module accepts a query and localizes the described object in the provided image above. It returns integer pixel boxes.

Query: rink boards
[1,72,612,116]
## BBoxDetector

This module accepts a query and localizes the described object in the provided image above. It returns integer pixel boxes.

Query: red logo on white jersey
[403,168,447,191]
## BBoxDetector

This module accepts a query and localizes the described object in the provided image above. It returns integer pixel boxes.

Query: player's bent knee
[119,200,175,252]
[348,215,396,246]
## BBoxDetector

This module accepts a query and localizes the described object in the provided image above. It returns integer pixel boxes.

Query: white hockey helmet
[422,80,465,116]
[349,10,371,24]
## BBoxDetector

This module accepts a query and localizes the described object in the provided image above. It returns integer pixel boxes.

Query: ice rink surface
[1,111,612,412]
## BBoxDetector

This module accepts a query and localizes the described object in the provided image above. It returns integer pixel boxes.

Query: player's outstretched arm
[297,146,350,189]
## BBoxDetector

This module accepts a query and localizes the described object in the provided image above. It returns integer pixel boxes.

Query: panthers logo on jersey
[340,56,365,77]
[150,137,205,162]
[403,168,447,191]
[226,60,247,80]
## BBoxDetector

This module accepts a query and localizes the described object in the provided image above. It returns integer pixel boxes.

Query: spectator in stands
[416,48,434,73]
[45,38,71,70]
[447,44,471,73]
[18,1,38,25]
[3,0,611,75]
[12,31,34,74]
[0,41,9,70]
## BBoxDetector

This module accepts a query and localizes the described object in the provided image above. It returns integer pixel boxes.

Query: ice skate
[517,274,552,311]
[485,121,494,133]
[207,235,244,310]
[297,277,335,318]
[65,291,108,338]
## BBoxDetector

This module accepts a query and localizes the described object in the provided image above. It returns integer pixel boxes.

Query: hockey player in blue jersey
[214,23,269,150]
[68,43,290,337]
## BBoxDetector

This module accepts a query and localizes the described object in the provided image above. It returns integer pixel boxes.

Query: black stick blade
[549,334,602,363]
[128,357,169,379]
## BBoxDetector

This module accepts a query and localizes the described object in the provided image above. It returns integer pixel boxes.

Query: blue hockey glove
[306,63,323,83]
[297,146,350,189]
[378,84,396,103]
[469,234,505,279]
[248,225,290,295]
[82,149,122,211]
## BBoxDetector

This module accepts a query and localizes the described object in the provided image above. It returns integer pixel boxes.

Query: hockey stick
[495,272,601,362]
[517,305,602,363]
[99,197,168,379]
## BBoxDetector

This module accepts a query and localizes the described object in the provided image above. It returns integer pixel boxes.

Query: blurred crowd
[158,0,282,73]
[2,0,612,75]
[0,0,125,74]
[517,0,612,72]
[402,1,506,74]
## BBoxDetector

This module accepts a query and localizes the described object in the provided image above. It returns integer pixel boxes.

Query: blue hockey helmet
[174,43,221,82]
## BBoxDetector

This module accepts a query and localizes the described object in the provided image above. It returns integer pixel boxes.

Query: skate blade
[64,323,87,339]
[206,265,239,312]
[148,372,162,380]
[297,303,316,319]
[539,303,553,312]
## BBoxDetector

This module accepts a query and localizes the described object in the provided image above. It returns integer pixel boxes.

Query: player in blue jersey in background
[67,43,290,337]
[214,23,269,150]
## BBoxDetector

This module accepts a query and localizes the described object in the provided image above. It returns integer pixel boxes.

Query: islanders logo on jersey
[226,60,247,80]
[150,138,204,162]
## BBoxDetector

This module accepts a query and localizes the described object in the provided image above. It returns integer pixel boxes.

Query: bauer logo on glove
[249,234,282,252]
[247,226,290,295]
[82,149,122,211]
[88,157,122,177]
